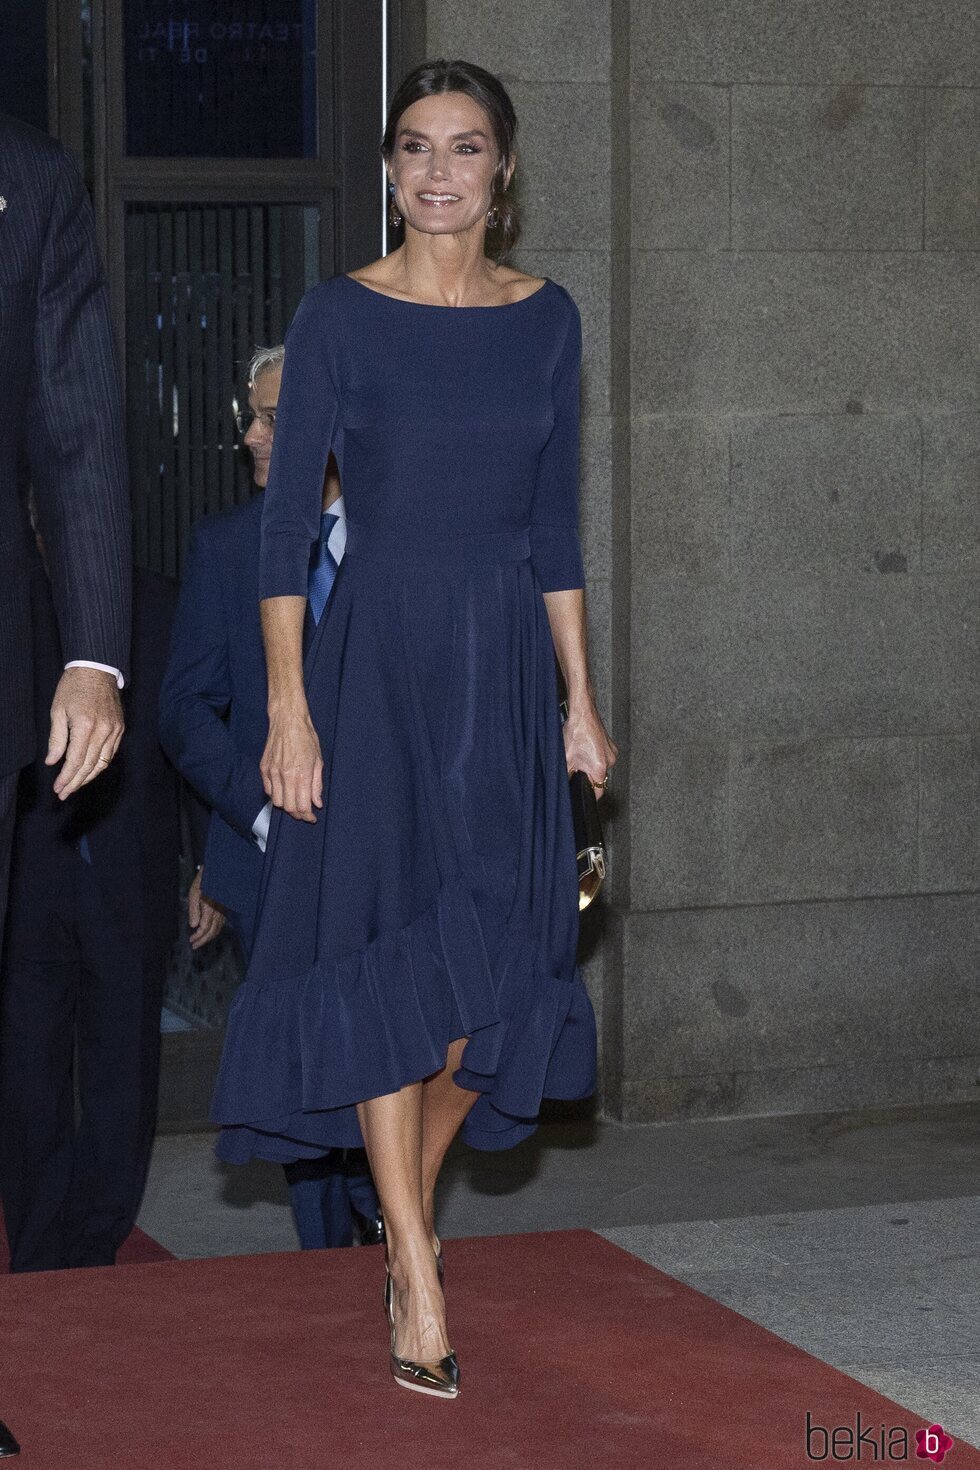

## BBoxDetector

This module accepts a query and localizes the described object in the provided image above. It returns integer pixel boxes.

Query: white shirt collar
[324,494,346,562]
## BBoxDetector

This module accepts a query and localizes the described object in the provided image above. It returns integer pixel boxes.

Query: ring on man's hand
[96,756,110,766]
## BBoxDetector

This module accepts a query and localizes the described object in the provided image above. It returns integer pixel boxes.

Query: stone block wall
[626,0,980,1120]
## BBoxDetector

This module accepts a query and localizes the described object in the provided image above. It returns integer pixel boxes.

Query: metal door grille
[125,200,320,575]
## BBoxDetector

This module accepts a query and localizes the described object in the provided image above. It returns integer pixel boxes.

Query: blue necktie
[308,511,340,626]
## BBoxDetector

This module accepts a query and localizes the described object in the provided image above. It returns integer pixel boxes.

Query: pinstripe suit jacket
[0,113,131,776]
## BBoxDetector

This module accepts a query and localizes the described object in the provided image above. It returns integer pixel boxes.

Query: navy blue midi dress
[212,274,596,1161]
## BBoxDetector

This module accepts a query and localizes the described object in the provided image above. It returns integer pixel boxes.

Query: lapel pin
[0,198,7,211]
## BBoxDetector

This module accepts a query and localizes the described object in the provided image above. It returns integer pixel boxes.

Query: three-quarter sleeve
[259,284,341,599]
[529,294,586,594]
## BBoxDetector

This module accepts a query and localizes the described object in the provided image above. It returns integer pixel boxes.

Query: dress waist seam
[344,521,531,568]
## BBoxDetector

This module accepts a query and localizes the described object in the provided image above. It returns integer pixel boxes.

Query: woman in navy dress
[212,59,617,1396]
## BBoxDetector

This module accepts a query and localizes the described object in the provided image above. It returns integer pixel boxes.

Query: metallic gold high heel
[384,1267,460,1399]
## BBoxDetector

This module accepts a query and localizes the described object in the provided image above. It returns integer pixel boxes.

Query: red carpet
[0,1214,172,1270]
[0,1229,973,1469]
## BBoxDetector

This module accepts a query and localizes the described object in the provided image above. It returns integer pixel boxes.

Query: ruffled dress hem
[211,871,596,1162]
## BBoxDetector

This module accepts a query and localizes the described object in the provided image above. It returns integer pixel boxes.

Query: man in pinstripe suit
[0,113,131,941]
[0,113,132,1458]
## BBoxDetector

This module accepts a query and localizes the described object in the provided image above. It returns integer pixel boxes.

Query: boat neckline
[342,274,553,311]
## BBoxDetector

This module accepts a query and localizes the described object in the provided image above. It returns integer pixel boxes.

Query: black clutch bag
[569,769,607,912]
[559,687,608,911]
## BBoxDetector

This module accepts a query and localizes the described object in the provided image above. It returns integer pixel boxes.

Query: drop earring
[486,201,500,230]
[388,182,402,229]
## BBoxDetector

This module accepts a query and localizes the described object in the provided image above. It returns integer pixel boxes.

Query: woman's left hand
[563,697,618,799]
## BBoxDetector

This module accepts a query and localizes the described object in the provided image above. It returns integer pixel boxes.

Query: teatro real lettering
[138,21,304,45]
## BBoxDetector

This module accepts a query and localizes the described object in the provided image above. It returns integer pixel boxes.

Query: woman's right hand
[260,695,323,822]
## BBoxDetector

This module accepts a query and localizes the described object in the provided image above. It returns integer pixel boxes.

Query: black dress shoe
[355,1210,386,1247]
[0,1419,20,1456]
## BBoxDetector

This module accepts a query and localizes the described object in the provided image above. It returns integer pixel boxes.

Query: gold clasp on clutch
[577,844,606,910]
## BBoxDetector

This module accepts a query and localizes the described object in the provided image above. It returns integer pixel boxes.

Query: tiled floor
[604,1199,980,1448]
[138,1100,980,1449]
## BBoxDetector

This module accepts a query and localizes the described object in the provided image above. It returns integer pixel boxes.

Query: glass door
[95,0,384,575]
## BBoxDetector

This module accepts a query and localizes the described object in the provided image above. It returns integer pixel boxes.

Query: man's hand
[188,869,226,950]
[46,667,124,800]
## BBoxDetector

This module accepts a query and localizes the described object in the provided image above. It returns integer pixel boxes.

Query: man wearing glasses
[160,346,383,1252]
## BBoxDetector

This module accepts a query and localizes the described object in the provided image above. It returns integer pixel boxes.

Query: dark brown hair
[381,59,520,262]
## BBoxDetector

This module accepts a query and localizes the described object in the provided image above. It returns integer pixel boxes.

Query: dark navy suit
[159,493,268,947]
[0,114,131,953]
[159,494,381,1248]
[0,564,178,1271]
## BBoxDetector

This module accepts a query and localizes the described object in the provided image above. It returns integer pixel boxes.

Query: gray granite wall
[425,1,980,1121]
[625,0,980,1122]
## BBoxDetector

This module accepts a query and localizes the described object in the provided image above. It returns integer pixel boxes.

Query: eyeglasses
[235,408,276,434]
